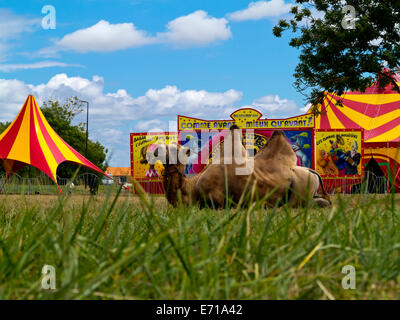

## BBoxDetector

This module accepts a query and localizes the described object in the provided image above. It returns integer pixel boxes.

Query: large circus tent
[0,95,110,192]
[311,69,400,192]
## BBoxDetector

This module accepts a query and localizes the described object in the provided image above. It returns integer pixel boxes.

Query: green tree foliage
[273,1,400,110]
[0,122,10,134]
[0,97,108,179]
[0,123,10,177]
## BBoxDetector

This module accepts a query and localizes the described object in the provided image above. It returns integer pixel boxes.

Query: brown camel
[147,126,330,208]
[251,130,331,207]
[194,127,330,208]
[148,133,232,207]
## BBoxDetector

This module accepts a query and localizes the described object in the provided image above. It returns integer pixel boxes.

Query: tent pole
[78,99,89,190]
[28,166,31,195]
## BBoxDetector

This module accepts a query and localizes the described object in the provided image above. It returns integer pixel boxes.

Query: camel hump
[230,124,240,130]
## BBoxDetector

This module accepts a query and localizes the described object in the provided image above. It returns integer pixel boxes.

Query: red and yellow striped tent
[0,95,110,192]
[311,69,400,191]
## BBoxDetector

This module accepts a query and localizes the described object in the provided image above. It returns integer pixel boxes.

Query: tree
[0,122,10,177]
[0,122,10,134]
[0,97,108,179]
[273,1,400,110]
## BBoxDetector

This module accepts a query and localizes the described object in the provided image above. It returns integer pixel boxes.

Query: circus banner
[130,132,177,181]
[178,108,315,131]
[315,129,364,178]
[179,129,314,176]
[178,108,316,176]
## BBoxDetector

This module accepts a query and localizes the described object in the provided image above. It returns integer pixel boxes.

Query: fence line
[0,173,131,196]
[0,172,389,196]
[322,172,388,195]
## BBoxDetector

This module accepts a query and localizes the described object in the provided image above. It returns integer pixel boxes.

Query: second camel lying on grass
[147,125,331,208]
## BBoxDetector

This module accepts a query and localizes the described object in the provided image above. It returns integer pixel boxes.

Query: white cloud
[250,94,300,118]
[43,11,231,54]
[228,0,292,22]
[132,85,242,119]
[135,119,170,132]
[300,103,311,114]
[0,78,33,121]
[157,10,232,46]
[0,61,83,72]
[97,128,124,145]
[0,9,39,62]
[56,20,155,53]
[0,10,37,38]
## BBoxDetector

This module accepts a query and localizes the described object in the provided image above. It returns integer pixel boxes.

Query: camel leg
[308,172,331,208]
[196,169,226,209]
[292,168,331,208]
[197,190,225,209]
[209,191,226,209]
[312,197,331,208]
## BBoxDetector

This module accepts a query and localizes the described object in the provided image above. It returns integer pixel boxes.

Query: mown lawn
[0,191,399,299]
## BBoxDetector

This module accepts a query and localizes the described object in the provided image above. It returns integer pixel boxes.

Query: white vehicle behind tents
[102,174,114,185]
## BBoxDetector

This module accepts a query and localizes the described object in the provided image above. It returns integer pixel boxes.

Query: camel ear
[153,147,159,158]
[178,146,191,157]
[175,145,190,165]
[230,124,245,146]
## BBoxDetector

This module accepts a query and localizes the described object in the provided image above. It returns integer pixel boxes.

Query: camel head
[140,144,156,170]
[147,143,190,206]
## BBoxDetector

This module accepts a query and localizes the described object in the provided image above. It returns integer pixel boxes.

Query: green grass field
[0,190,399,300]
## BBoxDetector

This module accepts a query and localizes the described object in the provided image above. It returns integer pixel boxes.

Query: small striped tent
[0,95,109,192]
[311,69,400,191]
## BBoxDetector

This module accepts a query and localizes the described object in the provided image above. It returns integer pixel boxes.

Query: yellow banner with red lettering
[178,108,314,131]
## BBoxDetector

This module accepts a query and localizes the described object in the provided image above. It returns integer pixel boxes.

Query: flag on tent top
[311,69,400,143]
[0,95,110,191]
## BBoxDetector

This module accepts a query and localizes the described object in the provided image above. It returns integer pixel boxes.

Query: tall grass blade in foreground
[0,191,399,299]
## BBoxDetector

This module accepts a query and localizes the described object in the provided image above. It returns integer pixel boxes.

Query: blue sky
[0,0,310,166]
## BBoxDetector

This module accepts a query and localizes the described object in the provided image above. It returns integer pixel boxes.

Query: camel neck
[165,171,200,206]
